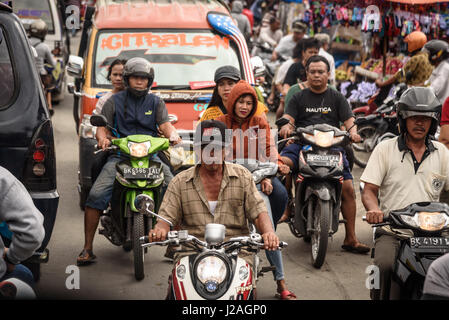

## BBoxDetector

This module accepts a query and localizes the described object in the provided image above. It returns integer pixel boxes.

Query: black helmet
[123,57,154,97]
[396,87,442,136]
[29,19,48,40]
[423,40,449,65]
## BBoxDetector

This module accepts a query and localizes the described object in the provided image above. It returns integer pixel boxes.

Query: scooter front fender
[170,255,254,300]
[304,183,336,202]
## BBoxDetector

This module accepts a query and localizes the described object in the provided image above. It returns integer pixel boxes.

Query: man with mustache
[361,87,449,300]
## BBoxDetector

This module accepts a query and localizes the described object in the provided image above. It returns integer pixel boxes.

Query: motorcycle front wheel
[310,198,331,269]
[133,213,145,281]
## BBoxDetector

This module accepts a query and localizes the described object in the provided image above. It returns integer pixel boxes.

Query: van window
[13,0,55,34]
[0,28,15,108]
[94,30,241,89]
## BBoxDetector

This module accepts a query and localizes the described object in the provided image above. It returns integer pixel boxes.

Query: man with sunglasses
[277,55,369,254]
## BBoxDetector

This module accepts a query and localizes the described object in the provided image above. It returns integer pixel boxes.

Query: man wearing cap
[271,20,307,62]
[376,31,433,88]
[149,120,279,255]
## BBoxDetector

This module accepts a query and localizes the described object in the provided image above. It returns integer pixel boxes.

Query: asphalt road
[34,33,374,300]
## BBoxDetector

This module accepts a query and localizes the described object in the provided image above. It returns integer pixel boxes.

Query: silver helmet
[123,57,154,97]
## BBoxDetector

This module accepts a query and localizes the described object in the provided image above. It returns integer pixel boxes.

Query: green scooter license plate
[123,167,161,179]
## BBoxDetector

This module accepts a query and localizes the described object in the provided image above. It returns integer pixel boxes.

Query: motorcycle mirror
[135,194,154,211]
[134,194,173,227]
[275,117,289,127]
[90,114,108,127]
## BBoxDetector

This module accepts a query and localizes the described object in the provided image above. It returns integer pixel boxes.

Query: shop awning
[387,0,449,4]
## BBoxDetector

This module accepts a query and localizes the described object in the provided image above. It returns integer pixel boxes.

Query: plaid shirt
[158,162,267,239]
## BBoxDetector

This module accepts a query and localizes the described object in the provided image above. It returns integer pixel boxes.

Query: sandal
[341,243,370,254]
[275,290,297,300]
[77,249,97,266]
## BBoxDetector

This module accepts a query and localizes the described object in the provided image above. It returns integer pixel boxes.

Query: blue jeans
[0,264,35,288]
[267,177,288,228]
[257,183,285,281]
[86,154,173,211]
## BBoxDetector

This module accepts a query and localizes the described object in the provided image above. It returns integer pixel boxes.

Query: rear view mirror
[90,114,108,127]
[67,55,84,78]
[275,117,289,127]
[251,56,265,77]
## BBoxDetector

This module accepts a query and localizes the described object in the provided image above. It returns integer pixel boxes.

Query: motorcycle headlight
[128,141,151,157]
[400,212,449,231]
[196,256,227,291]
[304,131,336,147]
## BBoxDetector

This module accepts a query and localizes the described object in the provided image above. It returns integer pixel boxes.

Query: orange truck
[66,0,255,209]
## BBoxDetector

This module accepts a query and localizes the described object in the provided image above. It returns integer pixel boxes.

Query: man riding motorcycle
[148,120,279,298]
[424,40,449,103]
[376,31,433,88]
[361,87,449,299]
[277,55,369,254]
[29,19,56,115]
[77,57,180,266]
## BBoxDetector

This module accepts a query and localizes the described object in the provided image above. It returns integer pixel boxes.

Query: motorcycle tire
[133,212,145,281]
[310,198,331,269]
[352,124,377,168]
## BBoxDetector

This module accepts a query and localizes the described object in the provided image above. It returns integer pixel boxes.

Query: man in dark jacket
[231,0,251,42]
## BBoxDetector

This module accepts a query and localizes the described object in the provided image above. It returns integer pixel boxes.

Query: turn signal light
[33,150,45,162]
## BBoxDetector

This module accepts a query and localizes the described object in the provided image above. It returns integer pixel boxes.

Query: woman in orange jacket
[216,80,296,300]
[200,65,268,122]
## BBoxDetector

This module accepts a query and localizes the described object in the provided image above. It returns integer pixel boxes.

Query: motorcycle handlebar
[140,234,288,250]
[362,214,391,227]
[93,144,118,154]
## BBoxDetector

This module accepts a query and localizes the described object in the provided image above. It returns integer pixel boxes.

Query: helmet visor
[399,110,439,121]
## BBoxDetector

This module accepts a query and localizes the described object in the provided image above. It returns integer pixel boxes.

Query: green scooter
[90,114,168,280]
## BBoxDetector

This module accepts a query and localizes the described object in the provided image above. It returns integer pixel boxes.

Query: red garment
[441,96,449,125]
[243,8,254,30]
[216,80,282,165]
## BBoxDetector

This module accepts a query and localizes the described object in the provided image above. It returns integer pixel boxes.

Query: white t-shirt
[429,60,449,103]
[274,58,294,85]
[319,48,336,86]
[274,34,297,60]
[93,91,114,115]
[208,201,218,215]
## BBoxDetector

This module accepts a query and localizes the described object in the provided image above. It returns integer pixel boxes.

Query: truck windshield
[94,30,241,89]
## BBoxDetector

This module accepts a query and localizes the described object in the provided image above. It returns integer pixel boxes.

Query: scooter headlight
[128,141,151,157]
[304,131,338,147]
[400,212,449,231]
[196,256,227,291]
